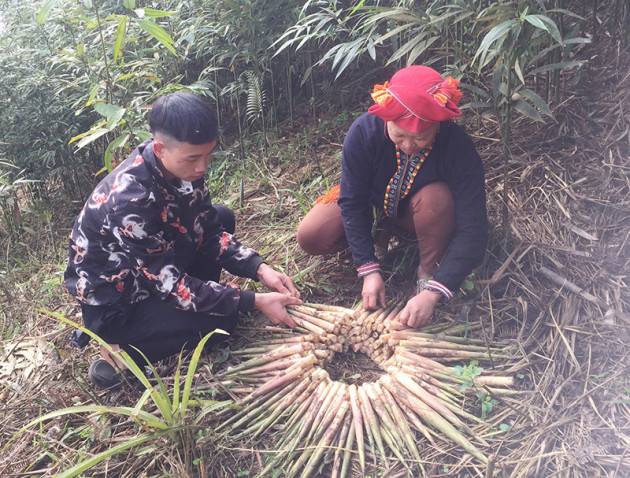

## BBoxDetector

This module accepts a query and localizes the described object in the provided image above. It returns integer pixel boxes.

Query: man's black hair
[149,92,218,145]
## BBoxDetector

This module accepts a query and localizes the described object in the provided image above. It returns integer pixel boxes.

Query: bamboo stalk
[220,343,312,376]
[375,381,422,465]
[298,400,350,478]
[251,354,316,399]
[288,308,338,333]
[399,340,509,360]
[380,375,488,463]
[339,413,355,478]
[391,369,468,431]
[278,380,329,449]
[242,369,326,440]
[363,383,409,468]
[348,384,366,474]
[216,375,303,433]
[303,303,355,315]
[357,385,388,464]
[330,411,352,478]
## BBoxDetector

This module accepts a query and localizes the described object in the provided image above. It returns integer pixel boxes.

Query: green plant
[476,392,499,421]
[453,360,483,392]
[3,310,231,478]
[471,1,588,237]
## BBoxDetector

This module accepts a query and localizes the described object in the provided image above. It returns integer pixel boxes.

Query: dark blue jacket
[338,113,487,293]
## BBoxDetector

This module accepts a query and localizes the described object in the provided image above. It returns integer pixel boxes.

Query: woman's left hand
[398,289,442,328]
[256,263,301,298]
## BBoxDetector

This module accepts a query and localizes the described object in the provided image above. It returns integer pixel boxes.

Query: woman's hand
[257,263,301,299]
[254,292,302,328]
[362,273,386,310]
[398,289,442,328]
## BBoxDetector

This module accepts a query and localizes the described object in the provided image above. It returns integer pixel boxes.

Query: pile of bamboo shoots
[215,302,517,477]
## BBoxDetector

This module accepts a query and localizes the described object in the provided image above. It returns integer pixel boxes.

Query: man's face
[387,121,439,156]
[153,136,217,182]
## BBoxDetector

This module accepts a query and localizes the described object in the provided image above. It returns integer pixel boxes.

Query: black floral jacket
[64,140,261,317]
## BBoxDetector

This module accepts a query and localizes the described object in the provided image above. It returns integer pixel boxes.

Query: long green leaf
[37,0,58,24]
[517,88,554,118]
[3,404,170,455]
[74,129,109,149]
[113,16,128,62]
[36,309,174,424]
[57,431,167,478]
[406,36,440,66]
[524,14,562,44]
[136,19,176,55]
[134,8,178,19]
[474,19,518,67]
[179,329,228,418]
[528,60,585,76]
[93,102,125,120]
[513,98,543,121]
[104,133,130,172]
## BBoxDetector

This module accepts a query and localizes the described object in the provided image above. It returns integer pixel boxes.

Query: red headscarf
[368,66,463,134]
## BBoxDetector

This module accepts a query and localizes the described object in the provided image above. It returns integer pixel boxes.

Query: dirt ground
[0,36,629,478]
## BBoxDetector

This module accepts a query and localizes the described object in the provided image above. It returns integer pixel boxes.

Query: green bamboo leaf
[335,41,362,78]
[514,57,525,84]
[123,0,135,8]
[113,16,127,62]
[513,98,543,121]
[136,19,176,55]
[73,129,109,149]
[36,309,174,424]
[427,8,473,25]
[405,36,440,66]
[348,0,367,16]
[57,432,167,478]
[523,14,562,44]
[528,59,584,75]
[459,101,493,110]
[103,133,129,172]
[387,34,431,64]
[180,329,228,418]
[517,88,554,118]
[374,21,417,45]
[93,103,126,130]
[474,19,518,67]
[460,83,491,99]
[134,8,178,19]
[547,8,586,20]
[3,404,170,455]
[93,102,125,120]
[37,0,58,24]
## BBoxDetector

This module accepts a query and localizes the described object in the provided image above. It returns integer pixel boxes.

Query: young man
[65,92,301,388]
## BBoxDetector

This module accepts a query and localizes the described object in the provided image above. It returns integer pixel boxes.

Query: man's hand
[362,272,386,310]
[398,289,442,328]
[254,292,302,328]
[257,263,301,299]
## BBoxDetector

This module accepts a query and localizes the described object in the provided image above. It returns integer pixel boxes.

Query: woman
[297,66,487,328]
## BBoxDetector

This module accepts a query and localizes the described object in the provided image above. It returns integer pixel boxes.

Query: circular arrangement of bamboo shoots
[215,302,516,477]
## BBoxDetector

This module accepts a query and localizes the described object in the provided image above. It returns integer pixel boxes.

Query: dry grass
[1,36,629,477]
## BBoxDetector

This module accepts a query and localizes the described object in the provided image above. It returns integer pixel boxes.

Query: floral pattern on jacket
[64,140,262,317]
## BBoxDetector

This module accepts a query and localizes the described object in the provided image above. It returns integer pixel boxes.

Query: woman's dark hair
[149,92,218,144]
